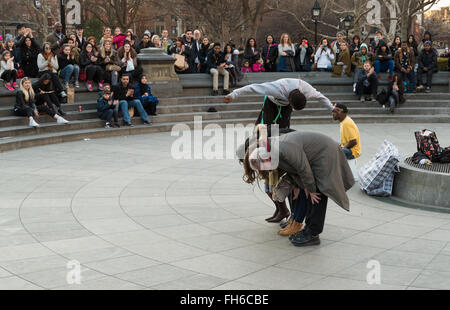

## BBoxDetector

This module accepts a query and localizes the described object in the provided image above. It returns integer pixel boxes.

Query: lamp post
[60,0,66,34]
[312,0,321,46]
[343,14,352,41]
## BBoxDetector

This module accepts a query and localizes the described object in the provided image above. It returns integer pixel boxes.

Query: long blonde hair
[280,33,292,46]
[20,77,35,102]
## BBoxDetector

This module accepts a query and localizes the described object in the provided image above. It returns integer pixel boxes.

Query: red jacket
[252,63,266,73]
[113,34,127,50]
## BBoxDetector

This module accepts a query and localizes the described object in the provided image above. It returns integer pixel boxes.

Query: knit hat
[360,43,368,51]
[424,41,432,46]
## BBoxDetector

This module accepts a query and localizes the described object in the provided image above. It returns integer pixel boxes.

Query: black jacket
[97,97,115,116]
[79,51,100,68]
[418,48,437,72]
[112,83,134,101]
[375,45,393,63]
[19,41,40,78]
[262,44,278,64]
[206,50,226,73]
[295,44,314,70]
[243,47,260,65]
[58,53,77,71]
[15,90,36,111]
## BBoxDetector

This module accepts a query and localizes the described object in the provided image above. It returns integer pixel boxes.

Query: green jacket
[351,52,374,69]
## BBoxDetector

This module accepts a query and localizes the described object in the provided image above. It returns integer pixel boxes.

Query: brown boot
[265,193,279,222]
[279,221,303,236]
[278,218,294,234]
[268,201,290,223]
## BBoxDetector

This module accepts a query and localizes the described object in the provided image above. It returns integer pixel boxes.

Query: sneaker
[222,89,230,95]
[12,82,18,88]
[64,81,70,89]
[211,90,219,96]
[105,122,111,128]
[86,82,93,92]
[5,83,14,91]
[353,83,356,93]
[359,97,365,102]
[99,81,104,91]
[425,87,431,93]
[75,81,80,88]
[143,120,151,125]
[29,119,40,127]
[371,96,377,102]
[123,122,133,127]
[60,91,67,98]
[113,123,121,128]
[56,117,69,124]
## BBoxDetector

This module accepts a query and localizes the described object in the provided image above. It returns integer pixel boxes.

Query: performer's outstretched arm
[299,80,334,111]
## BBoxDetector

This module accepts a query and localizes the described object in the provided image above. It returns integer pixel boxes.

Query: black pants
[416,68,433,88]
[38,70,64,94]
[1,69,17,83]
[35,93,60,117]
[99,109,118,123]
[14,106,34,117]
[304,191,328,236]
[86,65,104,82]
[356,75,378,96]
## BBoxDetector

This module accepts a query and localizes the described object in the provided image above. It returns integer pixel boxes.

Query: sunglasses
[45,46,51,50]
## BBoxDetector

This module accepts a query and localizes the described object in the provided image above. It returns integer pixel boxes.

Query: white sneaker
[353,83,356,93]
[57,117,69,124]
[29,119,40,127]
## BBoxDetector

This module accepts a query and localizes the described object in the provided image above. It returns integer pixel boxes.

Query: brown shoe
[278,218,294,234]
[268,201,290,223]
[279,221,303,236]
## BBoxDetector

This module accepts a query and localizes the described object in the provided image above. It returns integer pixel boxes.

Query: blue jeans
[374,60,394,76]
[342,148,355,160]
[60,64,80,83]
[119,99,149,123]
[291,189,307,223]
[398,70,416,92]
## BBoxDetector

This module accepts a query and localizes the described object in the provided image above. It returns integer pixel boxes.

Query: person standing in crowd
[350,35,361,58]
[37,42,66,98]
[374,42,394,81]
[330,31,347,62]
[206,43,230,96]
[243,131,355,246]
[278,33,296,72]
[32,73,68,119]
[295,38,313,72]
[262,35,278,72]
[118,41,142,82]
[192,29,202,72]
[417,31,436,54]
[407,35,419,58]
[112,74,150,126]
[86,36,98,52]
[371,30,386,55]
[314,38,335,72]
[14,77,40,127]
[14,24,27,46]
[19,35,40,78]
[0,50,18,91]
[394,41,416,93]
[97,90,119,128]
[390,36,402,55]
[183,30,196,73]
[80,42,104,92]
[99,27,113,46]
[99,39,121,87]
[75,24,86,50]
[169,37,190,73]
[45,22,65,50]
[139,33,153,51]
[58,44,80,89]
[356,61,378,102]
[161,37,170,53]
[332,42,351,77]
[332,104,361,160]
[416,41,437,93]
[244,38,260,66]
[151,35,162,49]
[134,74,159,116]
[198,37,212,73]
[351,43,374,92]
[161,29,173,46]
[113,27,127,50]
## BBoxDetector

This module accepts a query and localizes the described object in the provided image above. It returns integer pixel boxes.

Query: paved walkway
[0,123,449,290]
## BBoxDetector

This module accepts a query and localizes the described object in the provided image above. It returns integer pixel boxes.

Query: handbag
[106,64,121,71]
[313,62,318,71]
[174,54,189,71]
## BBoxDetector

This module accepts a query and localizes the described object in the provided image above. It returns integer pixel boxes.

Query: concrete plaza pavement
[0,123,449,290]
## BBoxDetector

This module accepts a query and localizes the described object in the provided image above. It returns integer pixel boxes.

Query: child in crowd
[0,50,17,91]
[241,60,252,73]
[252,58,266,73]
[134,74,159,116]
[97,90,119,128]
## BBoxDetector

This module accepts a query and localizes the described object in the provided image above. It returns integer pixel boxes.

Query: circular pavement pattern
[0,124,450,290]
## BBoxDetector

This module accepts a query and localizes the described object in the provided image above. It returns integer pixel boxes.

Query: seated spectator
[37,42,67,98]
[332,103,361,160]
[314,38,335,72]
[3,37,21,70]
[407,34,419,58]
[14,77,40,127]
[100,27,113,46]
[252,58,266,73]
[350,35,361,58]
[207,43,230,96]
[80,42,104,91]
[416,41,437,93]
[394,41,416,92]
[241,59,252,73]
[332,42,351,77]
[243,38,259,66]
[58,44,80,88]
[351,43,374,92]
[371,30,386,55]
[87,36,98,51]
[224,44,241,86]
[134,74,159,116]
[386,73,405,113]
[99,39,120,86]
[97,90,119,128]
[295,38,313,72]
[113,27,127,50]
[151,35,162,48]
[138,33,153,51]
[19,35,40,78]
[278,33,296,72]
[75,24,86,49]
[374,42,394,80]
[45,22,65,50]
[1,50,18,91]
[32,73,69,121]
[118,41,142,82]
[356,61,378,102]
[262,35,278,72]
[112,74,150,126]
[390,36,402,55]
[198,37,212,73]
[67,36,81,65]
